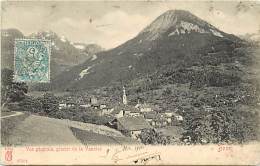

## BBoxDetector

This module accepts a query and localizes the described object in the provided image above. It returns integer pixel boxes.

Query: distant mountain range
[73,43,105,54]
[50,10,244,91]
[1,29,104,78]
[239,32,260,42]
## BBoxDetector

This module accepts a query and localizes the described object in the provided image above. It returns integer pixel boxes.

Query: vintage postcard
[1,0,260,165]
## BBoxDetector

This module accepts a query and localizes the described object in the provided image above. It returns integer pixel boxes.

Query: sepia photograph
[1,0,260,165]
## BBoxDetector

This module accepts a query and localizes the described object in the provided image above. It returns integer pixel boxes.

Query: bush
[138,129,171,145]
[40,93,59,114]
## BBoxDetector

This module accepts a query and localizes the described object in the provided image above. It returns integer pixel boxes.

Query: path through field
[1,111,24,119]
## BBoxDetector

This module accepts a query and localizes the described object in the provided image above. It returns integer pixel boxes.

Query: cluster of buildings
[58,86,183,139]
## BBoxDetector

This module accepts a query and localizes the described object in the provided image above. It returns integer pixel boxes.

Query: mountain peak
[162,9,193,17]
[29,30,58,39]
[139,10,223,40]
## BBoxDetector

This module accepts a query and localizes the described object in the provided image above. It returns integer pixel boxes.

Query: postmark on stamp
[14,39,51,82]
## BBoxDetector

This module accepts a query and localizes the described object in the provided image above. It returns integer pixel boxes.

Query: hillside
[1,113,137,146]
[50,10,244,91]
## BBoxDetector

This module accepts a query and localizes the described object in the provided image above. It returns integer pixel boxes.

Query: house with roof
[164,110,174,124]
[100,103,107,109]
[144,112,158,124]
[59,103,67,110]
[172,112,183,121]
[153,117,168,128]
[111,109,125,118]
[112,116,152,139]
[111,104,140,118]
[111,107,129,118]
[143,111,173,127]
[170,112,184,126]
[163,110,183,122]
[203,105,214,112]
[98,106,114,116]
[164,110,173,117]
[135,102,153,113]
[79,103,91,108]
[128,108,142,117]
[58,99,76,110]
[90,96,98,105]
[92,103,100,110]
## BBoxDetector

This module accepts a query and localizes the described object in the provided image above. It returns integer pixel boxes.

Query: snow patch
[79,66,93,79]
[54,45,59,50]
[134,53,144,57]
[168,21,224,38]
[179,21,207,33]
[60,36,67,42]
[169,21,208,37]
[91,54,97,61]
[210,29,223,37]
[180,29,185,34]
[74,44,85,50]
[168,29,179,36]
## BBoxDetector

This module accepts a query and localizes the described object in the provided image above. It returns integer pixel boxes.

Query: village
[57,86,184,140]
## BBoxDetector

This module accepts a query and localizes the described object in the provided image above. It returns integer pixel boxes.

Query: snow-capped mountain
[73,43,86,50]
[239,33,260,42]
[73,43,104,54]
[139,10,225,41]
[1,29,103,80]
[51,10,243,90]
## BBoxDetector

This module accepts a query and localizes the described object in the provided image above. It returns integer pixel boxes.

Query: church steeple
[123,86,127,105]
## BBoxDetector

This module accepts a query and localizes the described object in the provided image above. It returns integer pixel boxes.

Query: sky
[1,1,260,49]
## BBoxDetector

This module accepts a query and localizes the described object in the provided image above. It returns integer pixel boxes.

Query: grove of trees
[138,129,171,145]
[181,107,259,144]
[1,69,28,107]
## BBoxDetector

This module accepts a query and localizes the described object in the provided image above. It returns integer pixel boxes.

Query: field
[1,112,30,146]
[71,127,120,145]
[1,112,138,146]
[71,127,139,145]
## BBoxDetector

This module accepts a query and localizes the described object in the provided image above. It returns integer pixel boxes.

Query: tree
[163,87,172,96]
[138,129,171,145]
[1,69,28,107]
[19,96,42,113]
[40,93,59,114]
[182,107,259,144]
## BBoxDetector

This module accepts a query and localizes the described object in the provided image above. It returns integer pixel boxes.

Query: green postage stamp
[14,39,51,82]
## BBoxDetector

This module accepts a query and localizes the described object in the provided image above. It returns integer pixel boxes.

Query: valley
[1,9,260,145]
